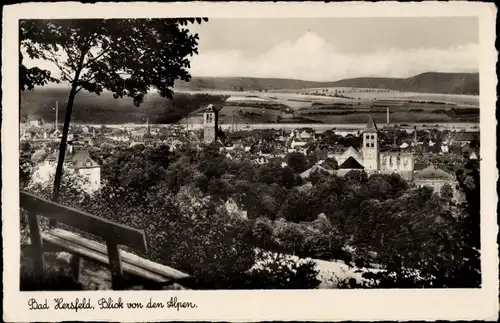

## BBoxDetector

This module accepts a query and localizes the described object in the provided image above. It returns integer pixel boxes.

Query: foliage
[20,142,35,189]
[20,18,208,201]
[362,161,480,288]
[441,183,454,200]
[21,140,480,289]
[21,18,207,102]
[285,152,310,173]
[23,145,321,289]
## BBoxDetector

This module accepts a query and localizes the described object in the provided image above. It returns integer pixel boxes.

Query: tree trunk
[51,83,78,203]
[51,46,87,206]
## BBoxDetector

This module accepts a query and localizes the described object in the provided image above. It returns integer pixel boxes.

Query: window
[370,143,374,147]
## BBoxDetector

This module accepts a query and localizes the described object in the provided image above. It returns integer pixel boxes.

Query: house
[296,128,315,139]
[448,131,478,146]
[290,139,308,149]
[51,129,62,139]
[300,164,334,179]
[28,118,43,128]
[413,164,460,200]
[109,135,130,143]
[33,145,101,193]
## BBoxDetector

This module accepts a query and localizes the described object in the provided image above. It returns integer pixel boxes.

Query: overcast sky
[23,17,479,82]
[188,17,479,81]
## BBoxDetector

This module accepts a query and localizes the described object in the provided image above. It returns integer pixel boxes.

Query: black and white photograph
[3,2,498,322]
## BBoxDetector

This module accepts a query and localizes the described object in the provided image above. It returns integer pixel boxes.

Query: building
[331,114,414,180]
[203,104,218,143]
[33,145,101,193]
[413,165,460,200]
[447,131,479,146]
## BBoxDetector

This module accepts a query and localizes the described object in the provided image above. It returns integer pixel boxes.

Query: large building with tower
[332,114,415,180]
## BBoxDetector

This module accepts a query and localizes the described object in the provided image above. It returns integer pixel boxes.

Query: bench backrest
[20,191,147,253]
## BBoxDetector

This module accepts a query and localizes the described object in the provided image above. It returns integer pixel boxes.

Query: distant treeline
[301,110,389,116]
[311,102,360,107]
[20,88,228,124]
[409,108,479,115]
[224,102,286,110]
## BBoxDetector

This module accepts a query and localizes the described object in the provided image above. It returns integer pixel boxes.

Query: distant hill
[176,72,479,95]
[327,72,479,95]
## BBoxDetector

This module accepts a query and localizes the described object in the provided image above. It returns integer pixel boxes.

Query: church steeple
[364,112,378,134]
[362,111,379,171]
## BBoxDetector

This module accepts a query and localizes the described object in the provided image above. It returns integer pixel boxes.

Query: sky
[23,17,479,82]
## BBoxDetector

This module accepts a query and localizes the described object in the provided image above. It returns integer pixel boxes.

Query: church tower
[203,104,217,143]
[362,113,379,170]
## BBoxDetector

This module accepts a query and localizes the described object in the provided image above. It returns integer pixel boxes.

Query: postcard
[3,1,498,321]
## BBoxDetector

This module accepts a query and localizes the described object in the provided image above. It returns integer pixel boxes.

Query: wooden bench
[20,190,190,290]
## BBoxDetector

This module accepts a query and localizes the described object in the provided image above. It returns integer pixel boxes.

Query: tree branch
[46,52,74,82]
[83,46,111,69]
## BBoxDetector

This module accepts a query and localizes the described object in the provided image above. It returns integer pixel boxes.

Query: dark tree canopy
[20,18,207,200]
[20,18,207,102]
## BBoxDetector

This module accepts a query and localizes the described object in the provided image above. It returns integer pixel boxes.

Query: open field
[22,84,479,126]
[273,88,479,106]
[178,86,479,125]
[177,87,479,108]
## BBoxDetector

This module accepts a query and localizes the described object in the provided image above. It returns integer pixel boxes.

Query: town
[18,16,482,293]
[21,104,479,202]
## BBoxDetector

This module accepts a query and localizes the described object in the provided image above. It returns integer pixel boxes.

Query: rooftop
[46,147,98,168]
[363,114,378,134]
[339,156,364,170]
[414,165,454,181]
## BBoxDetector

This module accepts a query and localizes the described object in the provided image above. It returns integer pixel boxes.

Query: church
[332,114,415,181]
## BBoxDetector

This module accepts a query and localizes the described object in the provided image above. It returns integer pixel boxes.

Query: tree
[441,183,454,200]
[322,157,339,170]
[20,18,207,201]
[20,142,35,188]
[285,152,309,174]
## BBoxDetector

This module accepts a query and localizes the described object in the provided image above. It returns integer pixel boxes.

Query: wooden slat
[48,229,189,280]
[27,211,44,277]
[70,255,82,283]
[20,191,147,252]
[106,240,124,290]
[41,231,177,283]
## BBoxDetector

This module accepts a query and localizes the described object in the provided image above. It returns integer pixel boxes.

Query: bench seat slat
[47,229,189,280]
[42,230,188,284]
[20,191,147,252]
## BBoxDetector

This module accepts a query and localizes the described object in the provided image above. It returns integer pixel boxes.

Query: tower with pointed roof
[362,113,379,170]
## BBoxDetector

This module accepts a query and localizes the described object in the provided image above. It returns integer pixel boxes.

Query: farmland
[180,86,479,125]
[21,77,479,126]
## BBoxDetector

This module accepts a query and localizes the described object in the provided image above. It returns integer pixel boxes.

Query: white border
[2,2,498,322]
